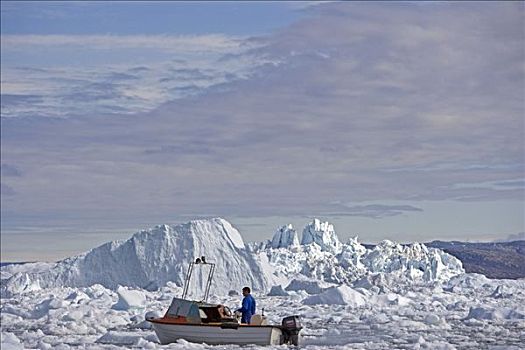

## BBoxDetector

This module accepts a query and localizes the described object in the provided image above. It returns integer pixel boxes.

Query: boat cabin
[164,298,236,324]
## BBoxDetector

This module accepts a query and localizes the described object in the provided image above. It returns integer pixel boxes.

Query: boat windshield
[166,298,201,323]
[165,298,235,324]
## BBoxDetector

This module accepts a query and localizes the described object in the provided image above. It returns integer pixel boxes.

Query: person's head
[242,287,251,296]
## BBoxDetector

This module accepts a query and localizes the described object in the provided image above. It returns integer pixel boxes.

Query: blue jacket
[237,294,256,323]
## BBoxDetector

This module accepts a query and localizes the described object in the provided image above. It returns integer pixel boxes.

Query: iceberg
[1,217,465,298]
[270,225,299,249]
[301,218,342,253]
[1,218,267,296]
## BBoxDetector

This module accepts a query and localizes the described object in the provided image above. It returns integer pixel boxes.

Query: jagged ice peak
[301,218,343,253]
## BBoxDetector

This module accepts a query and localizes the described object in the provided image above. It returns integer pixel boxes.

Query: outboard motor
[281,315,302,346]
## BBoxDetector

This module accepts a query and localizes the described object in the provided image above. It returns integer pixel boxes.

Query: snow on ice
[1,217,524,349]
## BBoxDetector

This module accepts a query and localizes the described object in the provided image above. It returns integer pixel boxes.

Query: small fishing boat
[147,257,302,346]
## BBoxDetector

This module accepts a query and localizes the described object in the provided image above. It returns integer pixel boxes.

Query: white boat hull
[151,322,284,345]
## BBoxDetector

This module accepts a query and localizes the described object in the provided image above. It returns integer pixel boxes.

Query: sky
[1,1,524,262]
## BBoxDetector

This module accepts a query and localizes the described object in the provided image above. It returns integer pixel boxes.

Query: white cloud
[1,34,249,52]
[1,34,273,118]
[323,203,424,219]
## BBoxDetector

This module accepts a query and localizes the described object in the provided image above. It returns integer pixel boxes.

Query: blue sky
[1,1,304,35]
[1,1,524,261]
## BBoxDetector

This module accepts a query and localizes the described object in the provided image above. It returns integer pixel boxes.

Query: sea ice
[1,218,523,349]
[285,278,334,294]
[424,313,441,325]
[465,306,525,320]
[267,285,289,296]
[0,332,24,350]
[112,286,147,310]
[303,285,367,306]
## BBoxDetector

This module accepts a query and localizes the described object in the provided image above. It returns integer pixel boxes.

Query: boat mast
[181,257,216,302]
[181,262,194,300]
[204,263,215,302]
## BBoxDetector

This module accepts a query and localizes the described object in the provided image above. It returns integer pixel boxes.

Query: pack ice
[1,217,524,349]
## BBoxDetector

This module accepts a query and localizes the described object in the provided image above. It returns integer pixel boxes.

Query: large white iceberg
[1,218,266,296]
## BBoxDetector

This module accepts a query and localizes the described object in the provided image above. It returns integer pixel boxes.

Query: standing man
[236,286,256,324]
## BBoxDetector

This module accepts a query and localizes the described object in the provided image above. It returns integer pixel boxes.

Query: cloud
[493,180,525,188]
[1,34,249,52]
[1,35,273,118]
[1,183,16,196]
[448,178,524,191]
[1,164,22,177]
[1,2,523,229]
[144,143,214,156]
[324,203,423,219]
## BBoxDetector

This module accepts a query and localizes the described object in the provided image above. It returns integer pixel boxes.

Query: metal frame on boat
[147,256,302,346]
[181,256,215,302]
